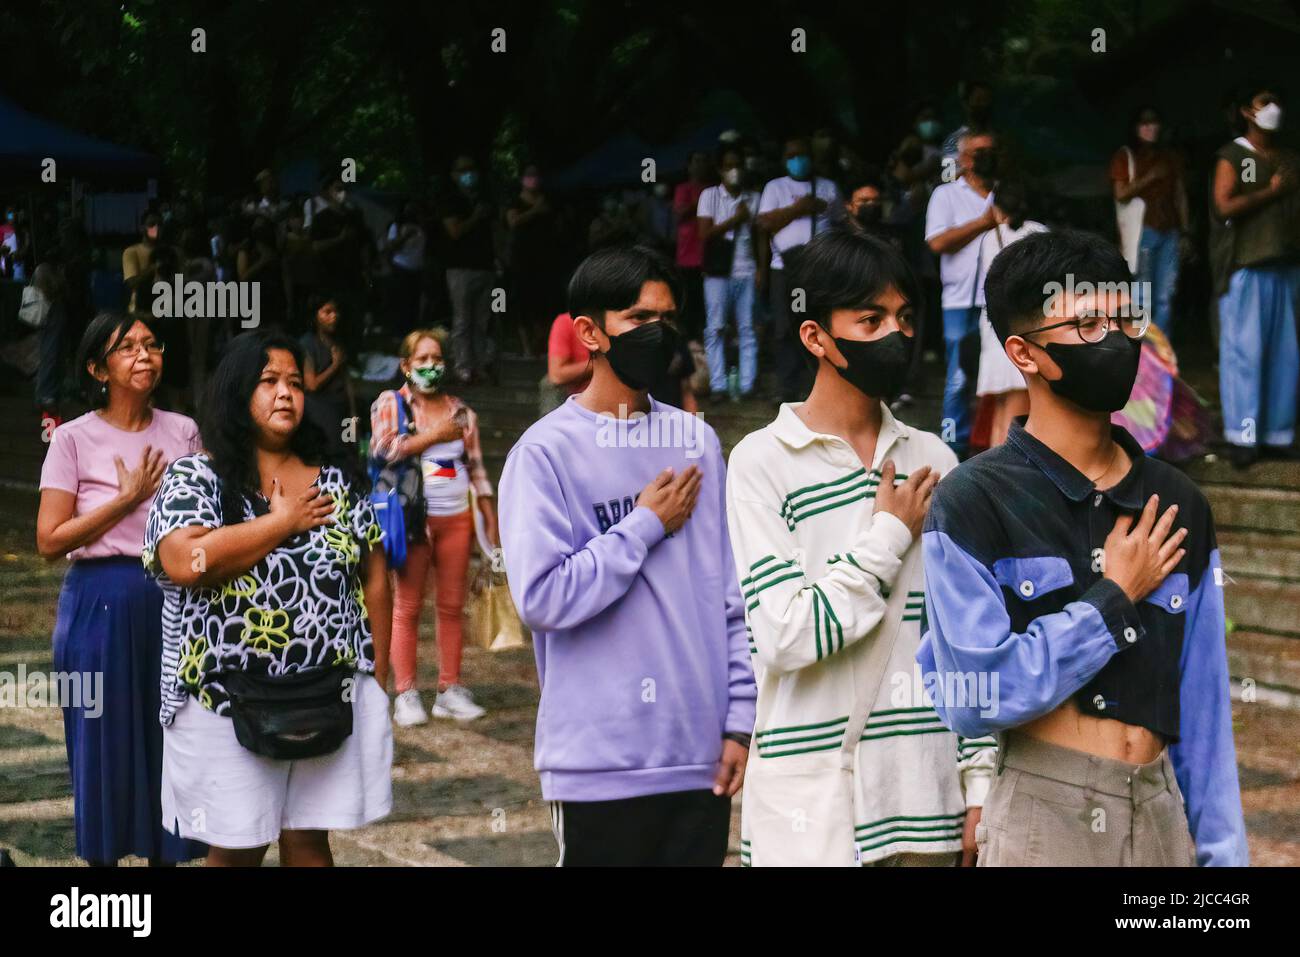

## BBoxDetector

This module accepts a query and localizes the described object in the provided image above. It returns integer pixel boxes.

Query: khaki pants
[976,732,1196,867]
[864,851,961,867]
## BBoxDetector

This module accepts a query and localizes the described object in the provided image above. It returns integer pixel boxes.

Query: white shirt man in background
[924,130,998,458]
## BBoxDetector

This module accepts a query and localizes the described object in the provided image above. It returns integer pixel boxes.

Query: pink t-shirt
[673,180,706,268]
[39,409,201,560]
[547,312,591,396]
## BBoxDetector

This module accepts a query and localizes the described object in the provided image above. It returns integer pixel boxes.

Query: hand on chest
[995,494,1190,623]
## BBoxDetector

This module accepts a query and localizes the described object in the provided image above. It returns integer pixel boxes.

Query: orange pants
[391,510,473,693]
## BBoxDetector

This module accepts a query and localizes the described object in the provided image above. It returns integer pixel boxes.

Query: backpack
[367,390,426,569]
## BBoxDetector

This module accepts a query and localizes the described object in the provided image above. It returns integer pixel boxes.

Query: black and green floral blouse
[143,453,383,725]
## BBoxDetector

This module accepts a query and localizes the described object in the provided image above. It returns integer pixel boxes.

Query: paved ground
[0,524,1296,866]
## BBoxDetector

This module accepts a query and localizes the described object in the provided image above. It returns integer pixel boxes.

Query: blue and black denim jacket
[917,418,1248,866]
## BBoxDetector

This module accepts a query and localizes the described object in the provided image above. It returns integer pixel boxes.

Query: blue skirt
[51,557,206,864]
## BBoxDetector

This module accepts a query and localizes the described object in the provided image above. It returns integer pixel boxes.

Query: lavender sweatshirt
[499,395,757,802]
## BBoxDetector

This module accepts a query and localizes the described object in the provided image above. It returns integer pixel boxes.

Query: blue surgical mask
[786,155,811,180]
[457,171,479,190]
[917,119,941,140]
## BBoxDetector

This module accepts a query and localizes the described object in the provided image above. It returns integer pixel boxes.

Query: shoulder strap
[838,582,906,769]
[1124,146,1135,182]
[969,226,985,310]
[370,390,409,484]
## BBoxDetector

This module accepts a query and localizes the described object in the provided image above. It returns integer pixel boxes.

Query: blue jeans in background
[1137,226,1180,337]
[1218,264,1300,448]
[942,306,980,454]
[703,275,757,395]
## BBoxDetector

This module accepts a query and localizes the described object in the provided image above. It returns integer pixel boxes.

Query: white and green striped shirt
[727,402,995,866]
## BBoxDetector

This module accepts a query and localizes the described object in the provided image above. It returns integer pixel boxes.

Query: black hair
[1234,80,1283,133]
[992,179,1031,230]
[784,226,921,367]
[1126,104,1161,148]
[1238,80,1281,108]
[846,169,885,197]
[199,330,356,526]
[76,312,159,408]
[984,228,1130,345]
[306,294,338,330]
[715,143,744,167]
[910,98,939,119]
[567,244,682,330]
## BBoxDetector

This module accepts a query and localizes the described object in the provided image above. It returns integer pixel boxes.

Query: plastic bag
[466,553,528,652]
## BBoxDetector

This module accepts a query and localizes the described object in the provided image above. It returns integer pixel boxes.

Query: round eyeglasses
[1022,312,1149,345]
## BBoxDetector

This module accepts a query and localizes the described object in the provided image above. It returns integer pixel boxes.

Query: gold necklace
[1085,442,1120,485]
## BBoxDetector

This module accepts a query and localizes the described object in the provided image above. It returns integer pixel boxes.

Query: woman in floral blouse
[145,331,392,866]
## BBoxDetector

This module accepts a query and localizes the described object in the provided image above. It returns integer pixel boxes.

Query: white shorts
[161,673,393,849]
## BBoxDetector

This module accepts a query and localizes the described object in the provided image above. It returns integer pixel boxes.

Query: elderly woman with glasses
[36,312,207,866]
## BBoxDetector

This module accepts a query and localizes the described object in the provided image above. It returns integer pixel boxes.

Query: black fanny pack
[219,667,354,760]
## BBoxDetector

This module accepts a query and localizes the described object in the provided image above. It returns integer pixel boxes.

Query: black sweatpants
[549,788,731,866]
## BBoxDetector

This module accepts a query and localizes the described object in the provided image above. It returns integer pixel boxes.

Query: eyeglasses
[109,340,166,358]
[1022,313,1149,345]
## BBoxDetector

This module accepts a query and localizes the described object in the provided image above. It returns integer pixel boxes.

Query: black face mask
[854,203,883,227]
[603,320,680,391]
[829,330,913,399]
[970,149,997,178]
[1038,330,1141,413]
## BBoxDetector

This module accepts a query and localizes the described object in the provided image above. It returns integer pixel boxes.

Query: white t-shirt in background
[387,222,426,273]
[697,186,760,278]
[976,220,1048,397]
[925,176,995,308]
[758,175,841,271]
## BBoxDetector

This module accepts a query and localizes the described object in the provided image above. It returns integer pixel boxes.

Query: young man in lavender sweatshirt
[499,245,757,866]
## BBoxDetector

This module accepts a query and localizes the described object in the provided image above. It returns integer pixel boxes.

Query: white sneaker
[392,689,429,727]
[432,684,486,721]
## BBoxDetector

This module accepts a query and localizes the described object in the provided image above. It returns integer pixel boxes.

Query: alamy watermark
[595,404,705,459]
[151,274,260,328]
[1042,274,1152,320]
[0,665,102,718]
[891,667,1000,719]
[50,887,150,937]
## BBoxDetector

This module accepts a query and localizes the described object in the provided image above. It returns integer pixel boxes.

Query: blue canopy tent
[0,96,158,182]
[548,116,747,194]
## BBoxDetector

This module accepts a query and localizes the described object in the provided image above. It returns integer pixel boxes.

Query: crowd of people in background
[10,74,1298,869]
[5,77,1296,472]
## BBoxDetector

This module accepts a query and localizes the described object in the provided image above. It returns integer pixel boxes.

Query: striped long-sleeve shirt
[369,383,493,498]
[726,402,994,866]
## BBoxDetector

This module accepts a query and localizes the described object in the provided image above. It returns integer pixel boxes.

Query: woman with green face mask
[369,328,499,726]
